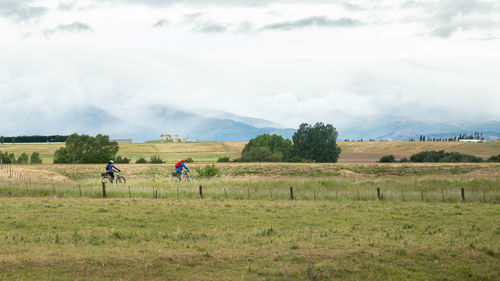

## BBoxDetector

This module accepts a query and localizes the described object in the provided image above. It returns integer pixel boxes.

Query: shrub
[135,157,147,164]
[239,146,282,162]
[115,156,131,164]
[30,152,42,164]
[17,153,29,164]
[185,157,193,163]
[410,150,483,163]
[150,155,164,164]
[240,134,293,162]
[217,156,230,162]
[195,164,221,178]
[379,155,396,163]
[488,154,500,162]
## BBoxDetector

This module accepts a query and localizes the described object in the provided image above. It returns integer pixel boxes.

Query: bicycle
[101,171,126,185]
[170,171,193,182]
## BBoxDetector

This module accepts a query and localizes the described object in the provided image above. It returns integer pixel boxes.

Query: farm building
[160,134,185,143]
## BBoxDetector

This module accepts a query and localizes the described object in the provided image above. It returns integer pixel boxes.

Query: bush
[239,146,282,162]
[185,157,193,163]
[195,164,221,178]
[135,157,147,164]
[410,150,483,163]
[150,155,164,164]
[379,155,396,163]
[30,152,42,164]
[217,156,230,162]
[115,156,131,164]
[17,153,29,164]
[487,154,500,162]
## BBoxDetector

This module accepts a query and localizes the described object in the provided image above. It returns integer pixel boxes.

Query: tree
[240,134,293,162]
[30,152,43,164]
[17,153,29,164]
[292,122,341,163]
[53,134,119,163]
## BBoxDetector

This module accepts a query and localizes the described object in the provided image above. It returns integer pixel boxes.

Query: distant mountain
[8,104,498,143]
[339,119,500,141]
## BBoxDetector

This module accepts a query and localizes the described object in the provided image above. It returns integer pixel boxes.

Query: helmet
[109,160,114,163]
[181,159,185,162]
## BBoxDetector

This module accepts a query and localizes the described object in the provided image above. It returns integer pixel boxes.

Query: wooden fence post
[224,187,228,200]
[247,188,250,200]
[79,184,82,197]
[461,187,465,201]
[199,185,203,199]
[290,186,294,200]
[377,188,381,200]
[335,189,338,200]
[441,189,444,202]
[102,182,106,198]
[128,186,131,198]
[314,189,316,201]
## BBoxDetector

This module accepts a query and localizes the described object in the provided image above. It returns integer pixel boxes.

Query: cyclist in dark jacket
[105,160,121,183]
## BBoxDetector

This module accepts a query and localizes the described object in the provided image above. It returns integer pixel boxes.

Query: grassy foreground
[0,198,498,281]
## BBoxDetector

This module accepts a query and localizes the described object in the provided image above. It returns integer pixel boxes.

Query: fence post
[461,188,465,201]
[102,182,106,198]
[314,189,316,201]
[483,190,486,203]
[269,189,272,200]
[199,185,203,199]
[79,184,82,197]
[224,187,228,200]
[441,189,444,202]
[377,188,381,200]
[290,186,294,200]
[420,190,424,201]
[401,190,404,202]
[128,186,131,198]
[335,189,338,200]
[247,188,250,200]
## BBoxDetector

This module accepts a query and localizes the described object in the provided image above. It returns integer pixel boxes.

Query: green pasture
[0,198,498,280]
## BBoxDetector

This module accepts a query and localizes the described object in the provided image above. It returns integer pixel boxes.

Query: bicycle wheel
[101,176,111,184]
[171,175,181,182]
[183,174,194,182]
[116,176,126,185]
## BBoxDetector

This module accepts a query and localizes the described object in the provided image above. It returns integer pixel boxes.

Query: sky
[1,0,500,136]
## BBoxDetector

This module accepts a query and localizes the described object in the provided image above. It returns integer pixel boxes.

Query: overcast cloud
[0,0,499,138]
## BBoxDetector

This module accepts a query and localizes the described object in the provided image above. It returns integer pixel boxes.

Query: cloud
[193,21,227,33]
[100,0,340,7]
[0,0,47,22]
[152,19,169,28]
[415,0,500,38]
[44,22,94,36]
[261,16,360,31]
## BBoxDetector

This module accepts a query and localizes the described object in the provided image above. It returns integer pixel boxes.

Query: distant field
[0,141,498,163]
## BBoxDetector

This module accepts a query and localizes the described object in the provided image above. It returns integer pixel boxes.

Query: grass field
[1,141,498,163]
[0,198,498,280]
[0,142,498,280]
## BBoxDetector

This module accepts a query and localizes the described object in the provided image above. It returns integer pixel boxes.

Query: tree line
[0,135,68,144]
[410,132,486,142]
